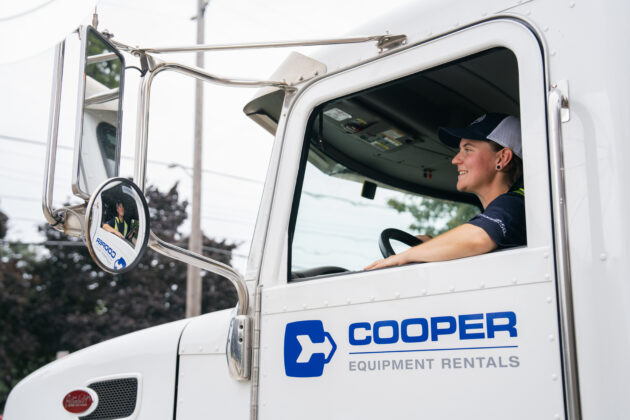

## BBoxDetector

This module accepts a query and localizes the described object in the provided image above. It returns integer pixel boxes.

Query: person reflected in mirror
[366,113,525,270]
[102,200,128,240]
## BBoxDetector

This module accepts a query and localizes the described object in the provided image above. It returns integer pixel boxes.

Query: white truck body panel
[176,309,250,419]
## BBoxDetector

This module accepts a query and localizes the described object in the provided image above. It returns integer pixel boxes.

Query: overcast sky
[0,0,415,272]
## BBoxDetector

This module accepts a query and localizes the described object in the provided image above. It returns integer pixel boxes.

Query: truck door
[255,20,565,419]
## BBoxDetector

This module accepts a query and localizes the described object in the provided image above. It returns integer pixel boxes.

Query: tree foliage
[387,195,480,237]
[0,209,7,240]
[0,208,44,410]
[86,31,121,89]
[0,184,237,411]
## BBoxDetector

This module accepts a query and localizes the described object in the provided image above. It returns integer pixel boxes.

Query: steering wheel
[379,228,423,258]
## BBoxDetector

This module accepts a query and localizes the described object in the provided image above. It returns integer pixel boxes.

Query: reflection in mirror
[85,178,150,274]
[74,26,125,198]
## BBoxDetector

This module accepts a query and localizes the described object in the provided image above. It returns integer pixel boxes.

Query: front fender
[4,317,189,419]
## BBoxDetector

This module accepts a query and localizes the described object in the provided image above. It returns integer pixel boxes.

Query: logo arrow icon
[284,320,337,377]
[296,334,335,363]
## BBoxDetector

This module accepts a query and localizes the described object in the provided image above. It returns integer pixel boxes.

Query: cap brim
[438,126,489,148]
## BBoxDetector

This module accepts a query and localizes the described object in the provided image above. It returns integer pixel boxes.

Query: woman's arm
[365,223,496,270]
[102,223,125,239]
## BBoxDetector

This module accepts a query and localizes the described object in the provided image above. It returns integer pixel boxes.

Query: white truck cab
[5,1,630,419]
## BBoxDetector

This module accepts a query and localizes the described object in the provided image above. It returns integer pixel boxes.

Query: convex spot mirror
[85,178,150,274]
[73,26,126,199]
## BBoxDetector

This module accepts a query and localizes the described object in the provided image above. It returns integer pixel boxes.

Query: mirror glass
[74,26,125,198]
[85,178,150,274]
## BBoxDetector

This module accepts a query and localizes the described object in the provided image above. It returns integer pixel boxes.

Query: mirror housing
[73,26,126,199]
[85,178,150,274]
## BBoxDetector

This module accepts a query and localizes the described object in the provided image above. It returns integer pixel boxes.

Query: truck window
[289,47,521,280]
[96,121,117,178]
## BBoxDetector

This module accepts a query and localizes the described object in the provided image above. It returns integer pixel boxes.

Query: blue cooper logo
[349,312,517,345]
[284,320,336,378]
[114,257,127,269]
[96,238,116,259]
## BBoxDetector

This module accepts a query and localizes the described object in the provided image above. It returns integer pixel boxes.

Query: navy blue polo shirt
[467,189,526,248]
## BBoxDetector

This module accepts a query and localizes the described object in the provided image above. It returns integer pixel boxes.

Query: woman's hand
[364,253,408,270]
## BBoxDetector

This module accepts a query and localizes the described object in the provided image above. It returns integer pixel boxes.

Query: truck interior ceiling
[289,47,520,281]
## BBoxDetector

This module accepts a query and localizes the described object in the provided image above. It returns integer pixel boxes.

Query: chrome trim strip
[249,285,263,420]
[42,41,65,229]
[148,232,249,316]
[71,25,90,200]
[548,88,582,420]
[121,35,400,54]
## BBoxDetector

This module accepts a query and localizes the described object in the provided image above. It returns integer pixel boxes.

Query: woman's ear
[497,147,514,168]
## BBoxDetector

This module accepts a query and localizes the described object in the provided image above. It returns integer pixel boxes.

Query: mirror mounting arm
[148,232,249,315]
[148,231,252,379]
[42,40,70,232]
[134,60,291,191]
[148,232,249,316]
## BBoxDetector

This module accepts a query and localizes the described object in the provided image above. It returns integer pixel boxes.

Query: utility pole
[186,0,208,318]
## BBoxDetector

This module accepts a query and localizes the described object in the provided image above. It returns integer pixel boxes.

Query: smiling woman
[366,113,525,269]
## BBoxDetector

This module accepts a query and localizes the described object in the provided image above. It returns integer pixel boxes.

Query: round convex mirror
[85,177,150,274]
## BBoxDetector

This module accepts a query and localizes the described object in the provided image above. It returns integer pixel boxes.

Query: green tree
[387,195,480,237]
[0,208,7,239]
[0,208,45,412]
[0,184,238,411]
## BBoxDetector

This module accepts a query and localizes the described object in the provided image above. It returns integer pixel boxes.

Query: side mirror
[85,178,150,274]
[73,26,126,199]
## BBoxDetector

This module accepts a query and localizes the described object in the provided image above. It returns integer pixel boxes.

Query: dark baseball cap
[438,113,522,159]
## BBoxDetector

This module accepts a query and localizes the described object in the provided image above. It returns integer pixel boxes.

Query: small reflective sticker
[62,390,93,414]
[382,129,405,141]
[324,108,352,121]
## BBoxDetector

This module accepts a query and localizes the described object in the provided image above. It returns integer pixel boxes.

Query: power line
[0,133,73,150]
[0,133,263,185]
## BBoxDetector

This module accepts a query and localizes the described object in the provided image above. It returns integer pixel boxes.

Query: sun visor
[243,52,326,135]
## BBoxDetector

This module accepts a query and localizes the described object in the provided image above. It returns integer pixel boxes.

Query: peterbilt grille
[80,377,138,420]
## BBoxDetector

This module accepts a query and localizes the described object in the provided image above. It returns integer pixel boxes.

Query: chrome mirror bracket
[226,314,252,381]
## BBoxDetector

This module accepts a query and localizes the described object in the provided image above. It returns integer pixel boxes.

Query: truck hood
[4,317,190,419]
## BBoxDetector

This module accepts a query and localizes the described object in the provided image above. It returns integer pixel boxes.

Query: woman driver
[365,113,525,270]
